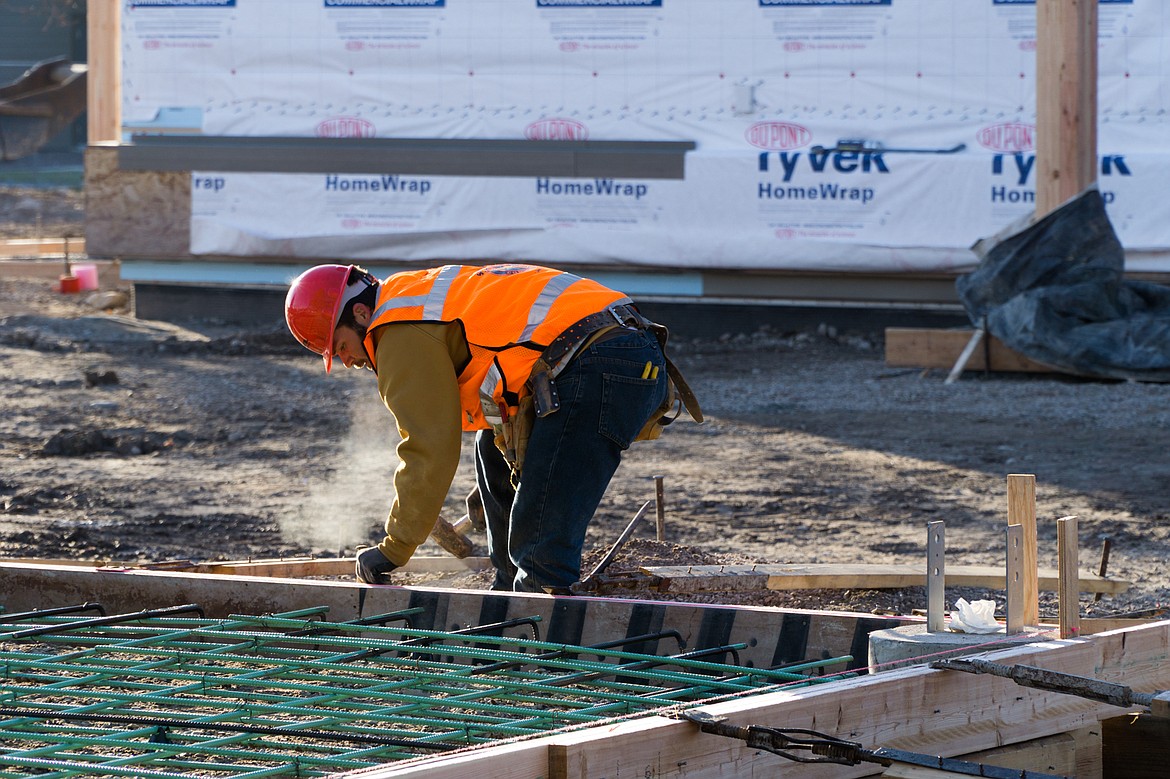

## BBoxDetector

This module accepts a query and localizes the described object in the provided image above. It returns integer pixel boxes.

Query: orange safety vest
[362,264,630,431]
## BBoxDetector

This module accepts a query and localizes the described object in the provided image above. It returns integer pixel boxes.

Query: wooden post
[86,0,122,144]
[1058,516,1081,639]
[1007,474,1039,626]
[653,475,666,542]
[1035,0,1098,217]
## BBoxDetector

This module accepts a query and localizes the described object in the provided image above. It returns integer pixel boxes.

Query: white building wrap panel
[120,0,1170,272]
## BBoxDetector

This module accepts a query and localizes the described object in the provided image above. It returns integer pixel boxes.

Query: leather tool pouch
[635,321,704,442]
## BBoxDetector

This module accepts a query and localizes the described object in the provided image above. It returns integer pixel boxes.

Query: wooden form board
[0,239,87,259]
[0,562,913,672]
[1102,713,1170,779]
[185,556,492,577]
[880,732,1080,778]
[356,620,1170,779]
[884,328,1054,373]
[642,563,1128,595]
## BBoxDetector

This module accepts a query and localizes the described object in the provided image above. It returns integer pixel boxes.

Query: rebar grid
[0,604,851,778]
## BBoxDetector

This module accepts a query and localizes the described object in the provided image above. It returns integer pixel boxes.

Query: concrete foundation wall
[85,145,190,259]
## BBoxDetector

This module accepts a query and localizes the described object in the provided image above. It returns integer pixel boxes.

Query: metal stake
[926,521,945,633]
[1006,524,1024,634]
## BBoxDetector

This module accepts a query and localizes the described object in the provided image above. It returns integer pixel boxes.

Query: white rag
[947,597,1001,634]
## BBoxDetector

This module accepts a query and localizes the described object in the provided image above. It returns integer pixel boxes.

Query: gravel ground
[2,181,1168,622]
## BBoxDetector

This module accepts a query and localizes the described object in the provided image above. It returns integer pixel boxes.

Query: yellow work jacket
[363,264,629,431]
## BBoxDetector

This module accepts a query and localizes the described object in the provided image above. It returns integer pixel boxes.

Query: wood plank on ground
[186,556,492,577]
[0,238,87,258]
[884,328,1053,373]
[641,563,1128,595]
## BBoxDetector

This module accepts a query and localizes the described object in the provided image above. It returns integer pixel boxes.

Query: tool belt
[495,303,704,480]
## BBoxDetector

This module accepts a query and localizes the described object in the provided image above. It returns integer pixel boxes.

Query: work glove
[355,546,398,584]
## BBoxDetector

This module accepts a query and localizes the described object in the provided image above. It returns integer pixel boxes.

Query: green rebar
[0,606,853,778]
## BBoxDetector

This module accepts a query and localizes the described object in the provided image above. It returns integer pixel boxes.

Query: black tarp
[956,187,1170,381]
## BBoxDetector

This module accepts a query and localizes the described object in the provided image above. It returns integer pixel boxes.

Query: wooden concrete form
[1101,713,1170,778]
[343,619,1170,779]
[2,563,1160,778]
[0,562,912,672]
[881,731,1088,779]
[184,555,493,578]
[884,328,1054,374]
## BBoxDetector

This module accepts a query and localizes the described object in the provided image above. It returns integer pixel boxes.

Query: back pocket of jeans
[599,373,663,449]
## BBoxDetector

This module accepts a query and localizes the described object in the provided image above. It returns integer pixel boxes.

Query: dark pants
[474,327,668,592]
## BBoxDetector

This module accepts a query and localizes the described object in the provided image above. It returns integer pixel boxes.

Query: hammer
[427,485,486,559]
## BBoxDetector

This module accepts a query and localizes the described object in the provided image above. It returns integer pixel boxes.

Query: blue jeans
[474,327,668,593]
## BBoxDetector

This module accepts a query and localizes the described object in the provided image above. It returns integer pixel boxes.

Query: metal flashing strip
[115,136,696,179]
[117,260,707,298]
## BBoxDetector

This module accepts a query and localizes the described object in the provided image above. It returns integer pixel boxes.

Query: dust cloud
[280,374,400,554]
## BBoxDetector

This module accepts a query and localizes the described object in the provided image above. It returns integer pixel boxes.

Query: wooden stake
[1007,474,1040,626]
[653,475,666,542]
[1058,516,1081,639]
[86,0,122,144]
[1036,0,1098,217]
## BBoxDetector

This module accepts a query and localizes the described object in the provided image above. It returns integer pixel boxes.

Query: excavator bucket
[0,56,87,161]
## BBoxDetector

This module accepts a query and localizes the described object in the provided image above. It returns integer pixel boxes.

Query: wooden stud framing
[86,0,121,144]
[1035,0,1098,217]
[1007,474,1040,626]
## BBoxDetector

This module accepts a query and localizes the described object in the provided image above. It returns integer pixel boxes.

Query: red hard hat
[285,264,354,373]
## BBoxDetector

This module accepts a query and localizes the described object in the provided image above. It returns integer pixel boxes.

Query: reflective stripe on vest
[364,264,628,431]
[369,264,461,323]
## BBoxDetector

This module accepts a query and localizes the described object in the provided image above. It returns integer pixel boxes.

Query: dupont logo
[783,41,805,53]
[315,117,376,138]
[143,40,161,50]
[559,41,580,52]
[977,122,1035,152]
[745,121,811,151]
[346,40,365,51]
[525,118,588,141]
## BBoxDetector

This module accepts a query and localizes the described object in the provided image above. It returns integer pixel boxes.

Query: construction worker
[285,263,700,593]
